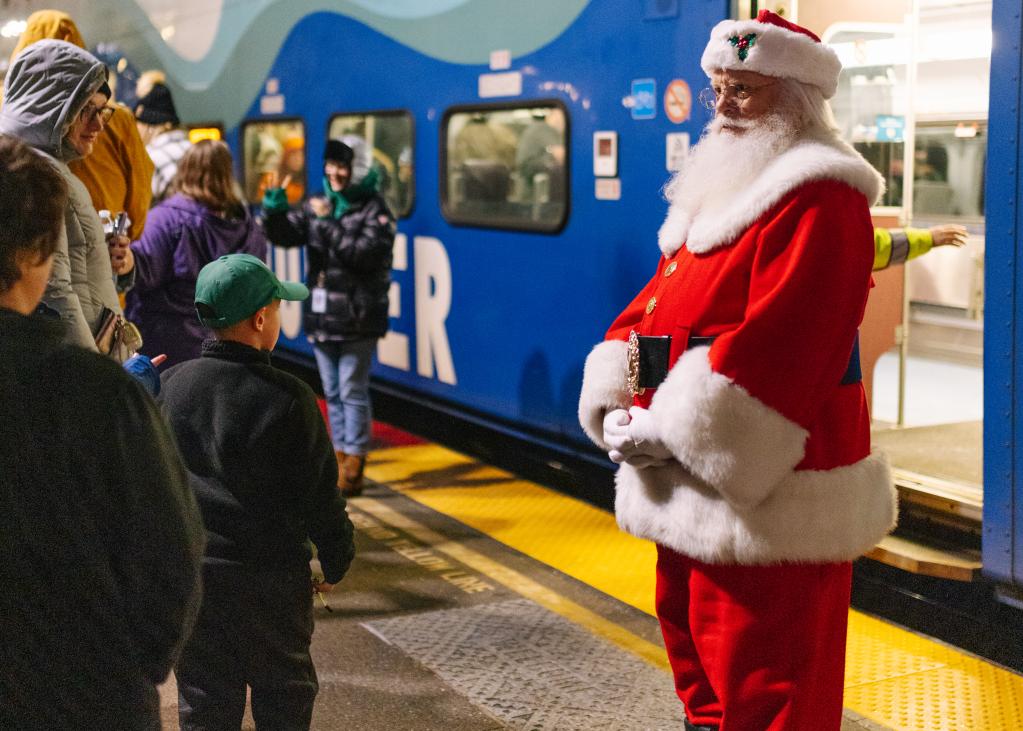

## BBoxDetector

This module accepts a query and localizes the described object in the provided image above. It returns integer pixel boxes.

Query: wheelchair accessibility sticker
[630,78,657,120]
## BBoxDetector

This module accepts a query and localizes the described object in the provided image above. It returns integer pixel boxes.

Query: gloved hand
[603,406,674,467]
[603,408,631,448]
[123,354,162,396]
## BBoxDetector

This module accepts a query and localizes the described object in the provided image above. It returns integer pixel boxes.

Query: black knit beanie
[323,139,354,165]
[134,83,179,126]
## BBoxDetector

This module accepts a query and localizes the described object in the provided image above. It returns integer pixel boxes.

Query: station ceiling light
[1,19,26,39]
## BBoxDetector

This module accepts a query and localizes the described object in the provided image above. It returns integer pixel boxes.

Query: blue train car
[5,0,1020,616]
[228,0,722,457]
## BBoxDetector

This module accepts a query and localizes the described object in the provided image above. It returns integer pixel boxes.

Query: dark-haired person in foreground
[0,134,204,730]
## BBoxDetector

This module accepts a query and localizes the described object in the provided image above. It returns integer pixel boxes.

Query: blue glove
[123,354,161,396]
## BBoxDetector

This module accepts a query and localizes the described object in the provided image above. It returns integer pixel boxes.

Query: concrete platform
[155,438,1022,730]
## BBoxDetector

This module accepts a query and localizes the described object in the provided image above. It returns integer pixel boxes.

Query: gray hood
[0,39,106,157]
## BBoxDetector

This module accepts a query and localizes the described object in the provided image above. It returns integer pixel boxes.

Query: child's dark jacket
[160,339,354,583]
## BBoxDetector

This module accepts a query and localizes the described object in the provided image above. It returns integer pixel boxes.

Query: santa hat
[700,10,842,99]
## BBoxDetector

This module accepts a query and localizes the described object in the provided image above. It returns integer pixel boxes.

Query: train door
[799,0,992,578]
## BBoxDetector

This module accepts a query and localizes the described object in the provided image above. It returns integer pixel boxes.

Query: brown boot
[340,454,366,497]
[334,450,347,490]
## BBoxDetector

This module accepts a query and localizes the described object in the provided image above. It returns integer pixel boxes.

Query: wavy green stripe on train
[52,0,590,129]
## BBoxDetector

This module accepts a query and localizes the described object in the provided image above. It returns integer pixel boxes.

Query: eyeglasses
[697,82,777,110]
[78,103,116,126]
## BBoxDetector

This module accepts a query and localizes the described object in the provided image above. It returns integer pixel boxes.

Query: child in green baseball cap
[192,253,309,349]
[158,253,355,726]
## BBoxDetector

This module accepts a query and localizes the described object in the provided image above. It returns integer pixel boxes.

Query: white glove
[604,406,674,467]
[602,408,632,448]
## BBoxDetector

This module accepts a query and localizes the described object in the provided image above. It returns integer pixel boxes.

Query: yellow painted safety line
[366,441,1023,731]
[355,495,671,672]
[365,442,657,613]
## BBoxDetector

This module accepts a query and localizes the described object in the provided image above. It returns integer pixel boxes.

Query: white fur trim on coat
[615,450,897,564]
[578,339,630,449]
[701,17,842,98]
[658,138,884,257]
[647,346,808,509]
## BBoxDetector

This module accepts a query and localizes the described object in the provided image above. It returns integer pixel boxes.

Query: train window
[826,27,908,210]
[441,102,568,233]
[328,111,414,218]
[240,119,307,206]
[913,123,985,220]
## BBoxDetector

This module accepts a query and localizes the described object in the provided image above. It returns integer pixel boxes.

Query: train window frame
[326,109,416,219]
[239,116,308,206]
[440,99,570,235]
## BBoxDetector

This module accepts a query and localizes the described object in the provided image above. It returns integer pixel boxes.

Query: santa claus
[578,11,897,731]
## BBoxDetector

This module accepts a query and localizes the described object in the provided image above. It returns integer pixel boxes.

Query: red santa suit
[578,11,897,731]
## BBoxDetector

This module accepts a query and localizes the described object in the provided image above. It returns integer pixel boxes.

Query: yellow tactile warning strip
[366,442,657,613]
[364,442,1023,731]
[844,612,1023,730]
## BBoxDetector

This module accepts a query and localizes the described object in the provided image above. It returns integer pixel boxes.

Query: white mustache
[709,116,756,133]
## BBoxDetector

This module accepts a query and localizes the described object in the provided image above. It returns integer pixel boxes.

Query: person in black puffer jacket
[261,135,394,497]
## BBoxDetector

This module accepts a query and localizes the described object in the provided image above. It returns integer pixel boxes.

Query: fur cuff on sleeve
[578,339,631,449]
[648,347,808,509]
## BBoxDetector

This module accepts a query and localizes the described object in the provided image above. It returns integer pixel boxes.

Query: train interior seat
[913,181,956,214]
[460,159,511,202]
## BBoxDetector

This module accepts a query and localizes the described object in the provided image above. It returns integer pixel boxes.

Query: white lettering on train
[413,236,457,385]
[269,246,303,339]
[377,233,411,370]
[270,234,456,386]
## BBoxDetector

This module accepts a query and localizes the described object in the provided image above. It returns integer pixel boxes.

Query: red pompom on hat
[700,10,842,98]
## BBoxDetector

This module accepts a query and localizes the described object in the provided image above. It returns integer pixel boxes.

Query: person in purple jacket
[126,139,267,367]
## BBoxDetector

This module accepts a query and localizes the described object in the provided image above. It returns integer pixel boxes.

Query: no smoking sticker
[664,79,692,124]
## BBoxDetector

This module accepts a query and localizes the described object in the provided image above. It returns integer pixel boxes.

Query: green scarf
[323,166,381,218]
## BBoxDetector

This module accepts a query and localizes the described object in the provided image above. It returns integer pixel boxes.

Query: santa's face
[664,83,798,217]
[709,69,781,135]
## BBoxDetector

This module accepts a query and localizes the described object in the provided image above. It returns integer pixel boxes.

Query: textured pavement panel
[366,598,685,731]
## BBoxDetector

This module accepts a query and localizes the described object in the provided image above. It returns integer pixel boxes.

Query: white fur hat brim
[700,16,842,99]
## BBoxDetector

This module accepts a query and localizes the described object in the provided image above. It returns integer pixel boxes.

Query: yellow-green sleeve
[872,227,934,271]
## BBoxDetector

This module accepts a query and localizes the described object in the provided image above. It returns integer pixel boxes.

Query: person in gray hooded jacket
[0,39,135,356]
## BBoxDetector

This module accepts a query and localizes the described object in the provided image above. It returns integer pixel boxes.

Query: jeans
[313,339,375,455]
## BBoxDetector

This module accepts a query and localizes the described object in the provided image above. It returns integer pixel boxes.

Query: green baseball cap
[194,253,309,329]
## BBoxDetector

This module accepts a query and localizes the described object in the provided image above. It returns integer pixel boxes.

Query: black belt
[627,331,861,396]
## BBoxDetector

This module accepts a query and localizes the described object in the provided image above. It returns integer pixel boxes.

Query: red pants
[655,546,852,731]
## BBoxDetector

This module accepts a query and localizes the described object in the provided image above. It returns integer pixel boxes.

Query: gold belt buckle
[627,330,644,396]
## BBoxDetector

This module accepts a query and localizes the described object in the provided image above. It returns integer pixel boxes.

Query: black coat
[262,194,394,341]
[159,339,355,584]
[0,308,205,730]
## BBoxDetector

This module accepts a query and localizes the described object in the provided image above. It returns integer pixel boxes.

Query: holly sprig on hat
[728,33,757,61]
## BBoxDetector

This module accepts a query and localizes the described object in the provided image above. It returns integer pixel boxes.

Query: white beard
[664,114,800,220]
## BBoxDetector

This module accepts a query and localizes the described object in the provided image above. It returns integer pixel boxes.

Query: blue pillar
[983,0,1022,584]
